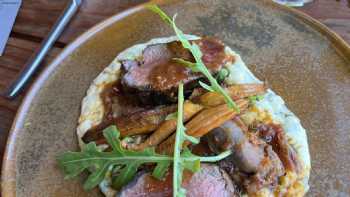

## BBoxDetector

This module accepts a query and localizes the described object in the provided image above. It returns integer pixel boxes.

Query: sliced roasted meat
[82,105,176,144]
[256,123,301,172]
[121,37,234,105]
[206,120,285,194]
[118,164,238,197]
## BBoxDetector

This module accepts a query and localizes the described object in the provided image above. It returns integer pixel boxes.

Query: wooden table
[0,0,349,167]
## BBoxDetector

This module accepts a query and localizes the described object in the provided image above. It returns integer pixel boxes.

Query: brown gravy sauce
[122,37,234,92]
[256,123,301,172]
[83,37,234,143]
[82,80,148,143]
[148,38,232,91]
[139,170,193,196]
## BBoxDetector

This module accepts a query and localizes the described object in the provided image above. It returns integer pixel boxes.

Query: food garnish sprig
[57,110,230,193]
[172,83,231,196]
[147,4,240,112]
[57,4,235,196]
[57,126,172,190]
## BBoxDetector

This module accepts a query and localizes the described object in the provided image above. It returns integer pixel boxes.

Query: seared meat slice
[121,37,233,105]
[118,164,238,197]
[82,105,176,144]
[206,120,285,194]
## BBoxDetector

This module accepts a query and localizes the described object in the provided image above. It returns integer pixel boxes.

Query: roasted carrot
[199,84,266,107]
[157,99,249,155]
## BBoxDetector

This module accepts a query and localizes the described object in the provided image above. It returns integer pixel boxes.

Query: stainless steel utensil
[5,0,82,99]
[272,0,313,7]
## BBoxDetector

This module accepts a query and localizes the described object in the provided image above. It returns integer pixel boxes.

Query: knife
[5,0,82,98]
[0,0,22,56]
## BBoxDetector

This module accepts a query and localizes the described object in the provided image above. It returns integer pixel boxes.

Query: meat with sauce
[206,120,266,174]
[82,105,176,144]
[120,37,234,105]
[256,123,301,172]
[205,119,285,194]
[118,164,238,197]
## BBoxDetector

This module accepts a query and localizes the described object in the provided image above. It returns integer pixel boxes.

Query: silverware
[5,0,82,99]
[272,0,313,7]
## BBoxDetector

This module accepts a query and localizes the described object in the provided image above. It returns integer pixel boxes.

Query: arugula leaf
[173,58,200,72]
[216,68,229,83]
[172,83,202,197]
[58,6,236,194]
[147,5,239,112]
[112,162,139,189]
[173,83,190,197]
[57,126,172,190]
[57,124,230,192]
[172,83,232,197]
[249,95,264,104]
[181,148,201,173]
[146,4,172,25]
[165,112,178,120]
[198,81,215,92]
[152,161,171,179]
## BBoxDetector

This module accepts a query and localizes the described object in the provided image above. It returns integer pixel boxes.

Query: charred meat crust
[120,37,234,105]
[256,123,301,172]
[206,120,288,194]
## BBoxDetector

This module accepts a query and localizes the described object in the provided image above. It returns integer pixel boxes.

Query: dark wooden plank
[12,0,148,44]
[0,96,21,112]
[0,107,16,169]
[299,0,350,19]
[0,67,17,87]
[0,37,61,108]
[12,0,68,40]
[0,37,61,90]
[298,0,350,43]
[12,0,350,45]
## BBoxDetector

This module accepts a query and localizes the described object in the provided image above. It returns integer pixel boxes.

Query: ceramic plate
[2,0,350,196]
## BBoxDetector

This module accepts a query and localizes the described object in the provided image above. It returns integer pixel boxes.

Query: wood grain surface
[0,0,349,168]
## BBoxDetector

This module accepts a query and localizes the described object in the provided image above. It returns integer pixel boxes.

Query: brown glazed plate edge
[1,0,349,196]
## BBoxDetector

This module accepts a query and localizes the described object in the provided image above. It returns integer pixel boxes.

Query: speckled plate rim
[2,1,350,196]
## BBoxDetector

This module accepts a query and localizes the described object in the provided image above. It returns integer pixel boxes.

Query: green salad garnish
[172,83,231,196]
[57,126,172,190]
[57,120,230,193]
[57,84,231,193]
[57,4,234,197]
[147,4,239,112]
